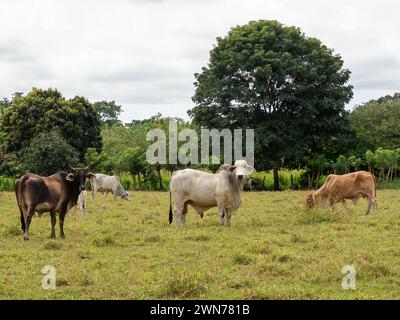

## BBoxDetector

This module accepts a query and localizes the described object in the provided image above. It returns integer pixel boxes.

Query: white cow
[91,174,130,201]
[75,190,87,215]
[169,160,255,227]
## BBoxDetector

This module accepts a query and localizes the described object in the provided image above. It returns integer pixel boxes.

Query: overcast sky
[0,0,399,122]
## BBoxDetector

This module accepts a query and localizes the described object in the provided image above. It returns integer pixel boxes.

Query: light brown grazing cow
[305,171,377,215]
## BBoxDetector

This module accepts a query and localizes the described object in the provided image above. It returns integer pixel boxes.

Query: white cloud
[0,0,399,121]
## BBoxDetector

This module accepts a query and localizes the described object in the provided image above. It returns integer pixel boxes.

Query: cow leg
[59,211,66,239]
[329,196,337,211]
[19,207,25,232]
[180,202,189,227]
[50,211,56,239]
[173,205,184,227]
[225,210,232,227]
[341,200,351,214]
[23,206,35,240]
[218,207,225,226]
[373,197,378,211]
[366,196,377,215]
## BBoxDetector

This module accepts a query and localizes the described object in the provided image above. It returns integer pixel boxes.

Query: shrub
[0,177,15,192]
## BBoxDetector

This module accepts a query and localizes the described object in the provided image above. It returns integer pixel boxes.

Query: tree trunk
[156,164,163,190]
[388,167,393,181]
[137,173,142,190]
[315,171,320,188]
[310,171,315,188]
[131,173,136,191]
[158,170,163,190]
[273,168,280,191]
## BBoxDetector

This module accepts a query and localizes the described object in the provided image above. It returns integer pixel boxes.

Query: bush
[19,130,80,176]
[0,176,15,192]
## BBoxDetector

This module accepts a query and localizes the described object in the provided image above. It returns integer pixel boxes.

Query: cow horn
[69,166,76,171]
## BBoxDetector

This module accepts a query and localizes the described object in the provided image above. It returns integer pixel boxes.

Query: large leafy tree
[19,130,80,176]
[189,20,354,190]
[0,88,102,161]
[349,93,400,153]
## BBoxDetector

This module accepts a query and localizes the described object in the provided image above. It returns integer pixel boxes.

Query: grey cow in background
[91,174,130,201]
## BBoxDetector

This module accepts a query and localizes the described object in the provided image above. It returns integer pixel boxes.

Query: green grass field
[1,190,400,300]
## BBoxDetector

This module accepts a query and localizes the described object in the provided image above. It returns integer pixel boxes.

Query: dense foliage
[0,88,101,161]
[0,20,400,191]
[93,100,123,128]
[349,93,400,154]
[19,130,80,176]
[189,20,355,189]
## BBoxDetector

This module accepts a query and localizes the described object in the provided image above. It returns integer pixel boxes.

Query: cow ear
[87,173,96,180]
[246,164,256,173]
[219,164,232,172]
[228,166,236,173]
[66,173,75,181]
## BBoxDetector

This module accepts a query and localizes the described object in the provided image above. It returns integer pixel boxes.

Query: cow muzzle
[237,175,244,180]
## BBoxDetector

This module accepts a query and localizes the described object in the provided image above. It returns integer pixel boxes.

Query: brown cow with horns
[15,167,95,240]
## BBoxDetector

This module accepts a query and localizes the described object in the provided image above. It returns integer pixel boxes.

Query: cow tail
[373,174,377,197]
[15,179,25,231]
[169,188,173,224]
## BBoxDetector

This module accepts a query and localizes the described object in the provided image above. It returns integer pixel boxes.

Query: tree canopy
[349,93,400,153]
[0,88,102,160]
[19,130,80,176]
[93,100,123,127]
[189,20,355,189]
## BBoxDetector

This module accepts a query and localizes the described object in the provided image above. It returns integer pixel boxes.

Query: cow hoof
[51,235,56,239]
[23,236,29,241]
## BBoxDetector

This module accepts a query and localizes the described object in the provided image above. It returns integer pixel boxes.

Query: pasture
[0,190,400,299]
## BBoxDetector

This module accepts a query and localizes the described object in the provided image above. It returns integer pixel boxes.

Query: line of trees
[303,148,400,188]
[1,20,400,191]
